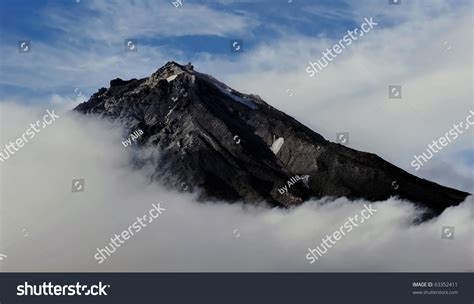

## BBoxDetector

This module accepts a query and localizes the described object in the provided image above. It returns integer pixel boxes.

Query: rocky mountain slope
[75,61,469,218]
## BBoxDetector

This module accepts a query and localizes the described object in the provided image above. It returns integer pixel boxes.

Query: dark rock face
[75,61,469,218]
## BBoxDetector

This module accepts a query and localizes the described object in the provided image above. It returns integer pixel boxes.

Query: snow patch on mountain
[197,71,258,109]
[215,83,258,109]
[166,74,178,82]
[270,136,284,155]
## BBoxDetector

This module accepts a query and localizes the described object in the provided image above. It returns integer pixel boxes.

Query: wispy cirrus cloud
[0,0,259,97]
[45,0,259,42]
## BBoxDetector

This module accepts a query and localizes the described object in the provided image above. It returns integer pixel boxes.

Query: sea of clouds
[0,0,472,272]
[0,103,472,272]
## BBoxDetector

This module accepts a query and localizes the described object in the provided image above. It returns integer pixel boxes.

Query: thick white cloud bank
[0,104,472,272]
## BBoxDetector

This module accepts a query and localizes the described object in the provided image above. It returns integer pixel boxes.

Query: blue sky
[0,0,472,190]
[0,0,469,99]
[0,0,357,46]
[0,0,371,99]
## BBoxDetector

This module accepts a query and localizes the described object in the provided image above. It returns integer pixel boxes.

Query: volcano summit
[75,61,469,218]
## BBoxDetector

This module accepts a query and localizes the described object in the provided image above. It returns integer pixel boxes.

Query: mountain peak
[74,62,469,220]
[164,60,194,70]
[151,61,194,78]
